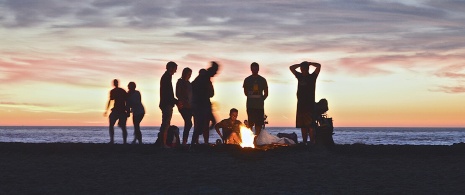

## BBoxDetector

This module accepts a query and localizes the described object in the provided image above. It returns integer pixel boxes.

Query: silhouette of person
[215,108,243,144]
[176,67,193,145]
[243,62,268,136]
[166,125,181,147]
[290,61,321,144]
[104,79,129,144]
[127,81,145,144]
[191,62,219,145]
[159,61,182,148]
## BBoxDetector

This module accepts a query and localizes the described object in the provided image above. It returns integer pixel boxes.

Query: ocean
[1,126,464,145]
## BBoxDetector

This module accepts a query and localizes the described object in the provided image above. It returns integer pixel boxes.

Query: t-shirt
[215,119,243,140]
[110,87,127,113]
[159,71,177,108]
[243,75,268,109]
[127,90,145,115]
[176,79,192,109]
[293,72,318,102]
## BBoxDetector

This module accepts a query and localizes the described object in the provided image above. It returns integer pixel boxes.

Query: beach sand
[1,143,465,194]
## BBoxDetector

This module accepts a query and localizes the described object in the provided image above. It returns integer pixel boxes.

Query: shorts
[247,108,264,127]
[109,111,127,127]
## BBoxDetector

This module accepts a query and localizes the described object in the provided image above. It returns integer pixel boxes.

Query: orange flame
[239,126,255,148]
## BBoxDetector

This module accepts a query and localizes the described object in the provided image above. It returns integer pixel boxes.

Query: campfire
[239,126,255,148]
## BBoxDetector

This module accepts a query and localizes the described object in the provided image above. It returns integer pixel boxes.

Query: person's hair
[207,61,219,76]
[230,108,238,114]
[182,67,192,78]
[113,79,119,87]
[128,82,136,90]
[166,61,177,70]
[251,62,259,68]
[300,61,310,69]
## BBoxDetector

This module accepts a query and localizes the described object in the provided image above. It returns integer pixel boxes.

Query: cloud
[432,85,465,94]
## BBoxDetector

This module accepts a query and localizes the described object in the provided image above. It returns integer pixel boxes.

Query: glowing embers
[239,126,255,148]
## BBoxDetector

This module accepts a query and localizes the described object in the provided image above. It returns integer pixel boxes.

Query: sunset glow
[1,0,465,127]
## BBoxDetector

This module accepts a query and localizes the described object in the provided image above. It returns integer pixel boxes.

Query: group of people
[104,60,321,147]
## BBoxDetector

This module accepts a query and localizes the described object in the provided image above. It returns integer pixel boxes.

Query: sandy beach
[1,142,465,194]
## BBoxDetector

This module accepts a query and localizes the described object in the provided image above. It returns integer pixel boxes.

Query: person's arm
[289,64,300,75]
[243,79,248,96]
[215,123,223,141]
[263,87,268,100]
[104,99,111,117]
[310,62,321,75]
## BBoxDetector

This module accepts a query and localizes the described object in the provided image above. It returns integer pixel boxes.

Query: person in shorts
[214,108,243,144]
[243,62,268,136]
[104,79,129,144]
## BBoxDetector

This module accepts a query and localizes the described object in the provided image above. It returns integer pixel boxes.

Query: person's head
[207,61,219,77]
[250,62,259,75]
[199,68,207,76]
[113,79,119,87]
[300,61,310,73]
[229,108,238,121]
[128,82,136,91]
[166,61,178,75]
[181,67,192,81]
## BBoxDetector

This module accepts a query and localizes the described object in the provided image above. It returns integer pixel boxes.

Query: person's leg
[254,109,264,136]
[301,128,308,144]
[160,106,173,147]
[133,113,144,144]
[118,113,128,144]
[108,112,117,144]
[202,107,211,144]
[309,127,315,144]
[180,109,193,145]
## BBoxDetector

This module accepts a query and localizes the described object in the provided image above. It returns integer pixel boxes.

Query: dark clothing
[192,73,214,108]
[179,108,193,143]
[132,113,144,143]
[159,105,173,134]
[191,73,214,144]
[215,119,242,141]
[243,75,267,109]
[292,71,319,128]
[247,108,265,127]
[159,71,178,108]
[176,79,192,109]
[110,87,128,113]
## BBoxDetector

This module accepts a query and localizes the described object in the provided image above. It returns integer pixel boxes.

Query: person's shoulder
[235,120,243,125]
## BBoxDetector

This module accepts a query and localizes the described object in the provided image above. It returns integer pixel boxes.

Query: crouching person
[215,108,242,144]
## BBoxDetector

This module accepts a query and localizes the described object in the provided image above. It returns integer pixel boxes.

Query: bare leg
[309,127,315,144]
[301,128,308,144]
[255,126,262,136]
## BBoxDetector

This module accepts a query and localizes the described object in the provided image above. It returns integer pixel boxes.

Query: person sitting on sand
[155,125,181,147]
[214,108,242,144]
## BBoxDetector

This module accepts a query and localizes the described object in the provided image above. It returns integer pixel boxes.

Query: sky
[1,0,465,127]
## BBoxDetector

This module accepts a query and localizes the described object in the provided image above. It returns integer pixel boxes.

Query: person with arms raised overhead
[159,61,182,148]
[243,62,268,136]
[104,79,129,144]
[289,61,321,145]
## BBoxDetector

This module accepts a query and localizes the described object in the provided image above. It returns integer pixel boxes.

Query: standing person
[243,62,268,136]
[104,79,129,144]
[191,62,219,145]
[127,81,145,144]
[290,61,321,144]
[176,67,193,145]
[214,108,243,145]
[159,61,182,148]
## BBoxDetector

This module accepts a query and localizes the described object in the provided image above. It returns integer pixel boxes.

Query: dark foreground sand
[1,143,465,194]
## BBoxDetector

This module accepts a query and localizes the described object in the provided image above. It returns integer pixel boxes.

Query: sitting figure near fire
[215,108,243,144]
